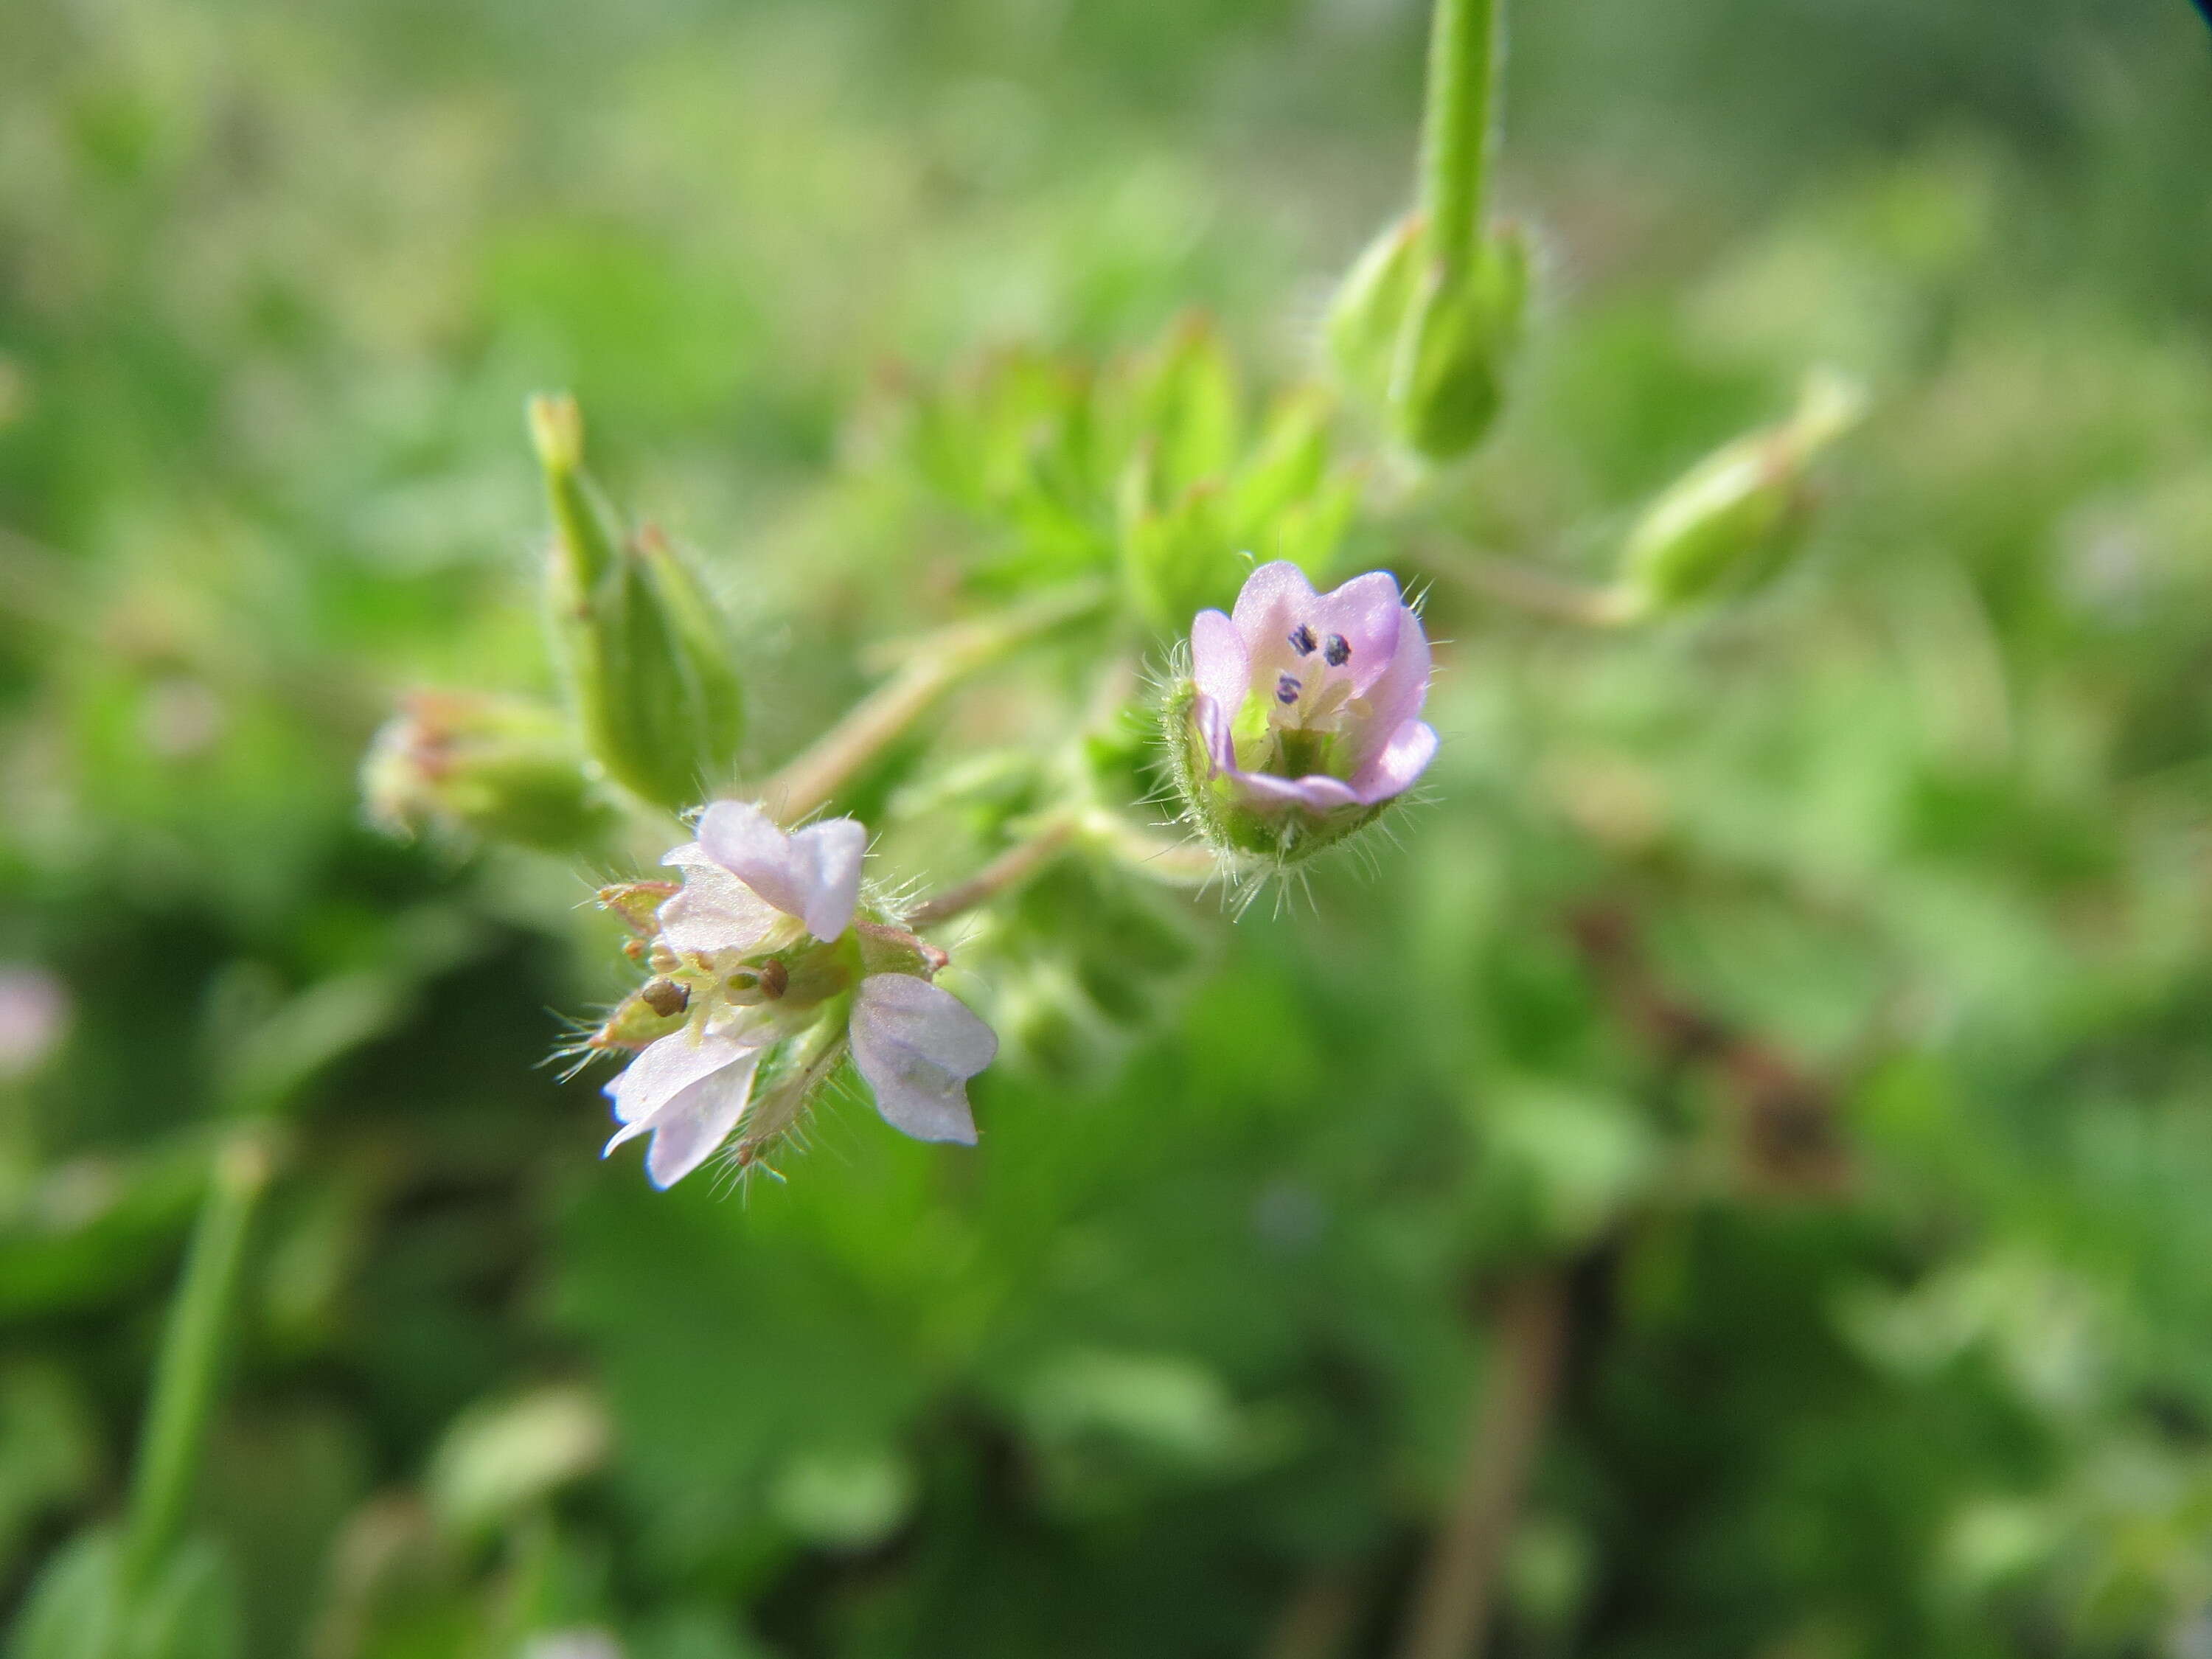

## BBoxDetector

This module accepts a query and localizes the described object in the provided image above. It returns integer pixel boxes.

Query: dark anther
[1324,633,1351,667]
[1288,623,1317,657]
[640,977,689,1018]
[758,959,790,1000]
[1276,673,1302,705]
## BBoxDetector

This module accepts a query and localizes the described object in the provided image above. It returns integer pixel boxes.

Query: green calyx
[1163,681,1389,870]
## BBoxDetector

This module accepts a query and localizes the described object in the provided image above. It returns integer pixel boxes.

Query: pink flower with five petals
[602,801,997,1188]
[1176,563,1436,855]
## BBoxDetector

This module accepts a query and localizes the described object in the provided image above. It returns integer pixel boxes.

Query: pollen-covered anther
[1324,633,1350,667]
[639,977,689,1018]
[1276,673,1302,706]
[1288,623,1317,656]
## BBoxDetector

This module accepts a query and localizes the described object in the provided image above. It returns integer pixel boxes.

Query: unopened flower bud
[1614,371,1865,618]
[597,880,677,936]
[1327,214,1528,462]
[1166,561,1437,872]
[529,394,745,813]
[363,691,613,853]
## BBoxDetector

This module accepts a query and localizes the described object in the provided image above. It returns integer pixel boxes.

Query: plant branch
[757,580,1109,825]
[907,814,1084,928]
[1397,1270,1568,1659]
[1428,547,1636,628]
[1568,905,1851,1195]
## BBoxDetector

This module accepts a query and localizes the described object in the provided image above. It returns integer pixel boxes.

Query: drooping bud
[1166,561,1437,872]
[1613,371,1865,619]
[529,394,745,813]
[362,691,613,853]
[1326,213,1528,462]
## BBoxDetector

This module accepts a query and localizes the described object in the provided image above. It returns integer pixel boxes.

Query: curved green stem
[1430,547,1639,628]
[120,1128,274,1589]
[757,580,1110,826]
[907,815,1082,929]
[1419,0,1504,276]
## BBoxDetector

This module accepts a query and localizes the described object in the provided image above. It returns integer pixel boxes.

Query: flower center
[1236,619,1362,779]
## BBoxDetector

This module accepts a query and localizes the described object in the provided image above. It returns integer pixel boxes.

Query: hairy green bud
[1327,213,1528,462]
[1615,371,1865,618]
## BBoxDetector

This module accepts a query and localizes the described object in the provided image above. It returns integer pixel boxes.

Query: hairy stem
[757,580,1109,825]
[1397,1271,1568,1659]
[121,1128,275,1588]
[907,815,1084,928]
[1419,0,1504,275]
[1431,549,1638,628]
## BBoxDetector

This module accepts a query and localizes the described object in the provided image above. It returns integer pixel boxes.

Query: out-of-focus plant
[10,0,2211,1651]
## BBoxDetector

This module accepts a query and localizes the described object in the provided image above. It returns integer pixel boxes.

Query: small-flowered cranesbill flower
[586,801,998,1189]
[1165,560,1436,876]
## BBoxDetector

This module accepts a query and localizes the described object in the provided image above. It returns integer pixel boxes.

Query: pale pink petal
[1228,769,1362,813]
[850,973,998,1146]
[1189,608,1249,720]
[697,801,865,942]
[605,1022,757,1128]
[1344,604,1433,771]
[1351,719,1438,804]
[1230,561,1325,697]
[658,842,781,955]
[1193,695,1236,774]
[636,1050,762,1188]
[1228,560,1318,641]
[1305,571,1405,699]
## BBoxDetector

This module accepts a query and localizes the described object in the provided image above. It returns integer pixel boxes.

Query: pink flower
[1187,562,1436,816]
[602,801,998,1188]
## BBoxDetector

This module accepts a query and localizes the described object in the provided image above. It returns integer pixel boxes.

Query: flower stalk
[906,814,1085,929]
[119,1127,275,1590]
[758,578,1110,824]
[1419,0,1503,278]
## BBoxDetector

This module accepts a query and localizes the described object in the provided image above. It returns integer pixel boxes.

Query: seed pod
[529,394,745,812]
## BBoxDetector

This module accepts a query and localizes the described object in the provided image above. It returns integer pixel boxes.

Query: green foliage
[5,0,2212,1655]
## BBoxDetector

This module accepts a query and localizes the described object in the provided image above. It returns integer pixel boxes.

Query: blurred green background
[7,0,2212,1654]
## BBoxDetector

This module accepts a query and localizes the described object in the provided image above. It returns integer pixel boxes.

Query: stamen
[640,977,689,1018]
[1287,623,1317,657]
[1324,633,1350,667]
[1276,673,1302,706]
